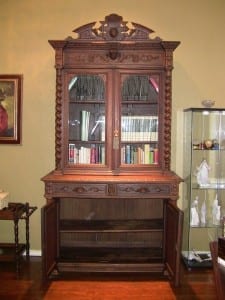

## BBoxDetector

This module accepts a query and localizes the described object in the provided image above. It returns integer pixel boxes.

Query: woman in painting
[0,85,15,138]
[0,89,8,136]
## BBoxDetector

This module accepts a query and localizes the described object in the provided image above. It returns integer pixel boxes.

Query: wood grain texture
[0,257,217,300]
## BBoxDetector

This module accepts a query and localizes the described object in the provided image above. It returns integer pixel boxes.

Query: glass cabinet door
[65,70,162,172]
[118,72,160,169]
[182,108,225,268]
[66,72,107,167]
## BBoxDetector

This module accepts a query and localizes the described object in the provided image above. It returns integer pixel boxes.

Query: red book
[153,148,159,164]
[90,145,96,163]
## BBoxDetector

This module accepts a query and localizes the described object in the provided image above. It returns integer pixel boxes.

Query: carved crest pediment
[69,13,161,42]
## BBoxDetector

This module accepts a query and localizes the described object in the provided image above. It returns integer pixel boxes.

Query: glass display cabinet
[182,108,225,268]
[41,14,183,286]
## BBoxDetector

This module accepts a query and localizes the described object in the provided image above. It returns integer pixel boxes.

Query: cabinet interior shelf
[70,100,105,104]
[191,224,221,229]
[121,141,158,144]
[60,218,163,232]
[121,100,158,104]
[193,149,225,151]
[59,246,163,264]
[193,183,225,189]
[68,140,105,144]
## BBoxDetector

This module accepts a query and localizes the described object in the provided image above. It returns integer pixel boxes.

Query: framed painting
[0,74,23,144]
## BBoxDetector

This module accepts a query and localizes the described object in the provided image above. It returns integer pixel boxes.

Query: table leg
[25,203,30,258]
[14,218,19,274]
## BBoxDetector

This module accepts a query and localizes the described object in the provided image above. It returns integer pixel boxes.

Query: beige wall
[0,0,224,252]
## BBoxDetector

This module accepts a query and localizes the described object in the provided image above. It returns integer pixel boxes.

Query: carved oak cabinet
[41,14,183,286]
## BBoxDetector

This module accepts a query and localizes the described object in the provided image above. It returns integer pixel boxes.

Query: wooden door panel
[164,201,183,287]
[41,200,58,279]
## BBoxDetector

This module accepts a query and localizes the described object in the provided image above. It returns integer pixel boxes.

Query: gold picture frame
[0,74,23,144]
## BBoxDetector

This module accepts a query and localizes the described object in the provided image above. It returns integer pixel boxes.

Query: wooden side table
[0,202,37,275]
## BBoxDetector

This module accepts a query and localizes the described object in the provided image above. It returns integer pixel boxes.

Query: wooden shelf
[60,219,163,232]
[59,246,163,263]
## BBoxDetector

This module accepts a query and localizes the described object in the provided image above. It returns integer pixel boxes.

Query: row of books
[79,111,158,142]
[68,144,105,164]
[121,116,158,141]
[121,144,159,164]
[69,143,158,165]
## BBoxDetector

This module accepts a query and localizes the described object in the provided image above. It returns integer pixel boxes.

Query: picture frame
[0,74,23,144]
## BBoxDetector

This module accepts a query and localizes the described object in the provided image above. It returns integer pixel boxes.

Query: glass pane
[120,74,159,165]
[69,75,105,101]
[122,75,158,101]
[68,74,106,165]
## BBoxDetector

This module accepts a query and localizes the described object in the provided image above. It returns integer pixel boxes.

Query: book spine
[144,144,150,164]
[81,110,90,141]
[125,145,131,164]
[90,145,96,163]
[68,143,75,163]
[153,148,159,164]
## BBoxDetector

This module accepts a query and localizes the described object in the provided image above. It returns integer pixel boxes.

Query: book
[153,148,159,164]
[68,143,75,163]
[81,110,90,141]
[144,144,150,164]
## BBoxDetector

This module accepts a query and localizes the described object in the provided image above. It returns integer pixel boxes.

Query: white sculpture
[216,206,221,225]
[191,196,200,226]
[195,159,210,186]
[212,194,221,225]
[200,200,206,225]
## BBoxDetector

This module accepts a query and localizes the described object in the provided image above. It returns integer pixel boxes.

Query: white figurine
[216,206,221,225]
[191,196,200,226]
[212,194,221,225]
[200,200,206,225]
[195,159,210,186]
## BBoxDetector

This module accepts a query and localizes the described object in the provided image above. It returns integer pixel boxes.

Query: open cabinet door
[41,200,58,279]
[164,201,184,287]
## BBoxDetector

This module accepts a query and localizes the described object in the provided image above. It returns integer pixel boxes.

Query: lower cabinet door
[41,200,58,279]
[164,201,184,287]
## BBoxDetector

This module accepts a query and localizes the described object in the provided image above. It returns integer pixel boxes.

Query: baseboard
[23,249,42,257]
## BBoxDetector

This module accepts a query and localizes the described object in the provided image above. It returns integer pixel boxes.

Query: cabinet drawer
[117,183,171,197]
[51,183,107,197]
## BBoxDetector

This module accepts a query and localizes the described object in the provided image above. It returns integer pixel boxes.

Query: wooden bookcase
[41,14,183,286]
